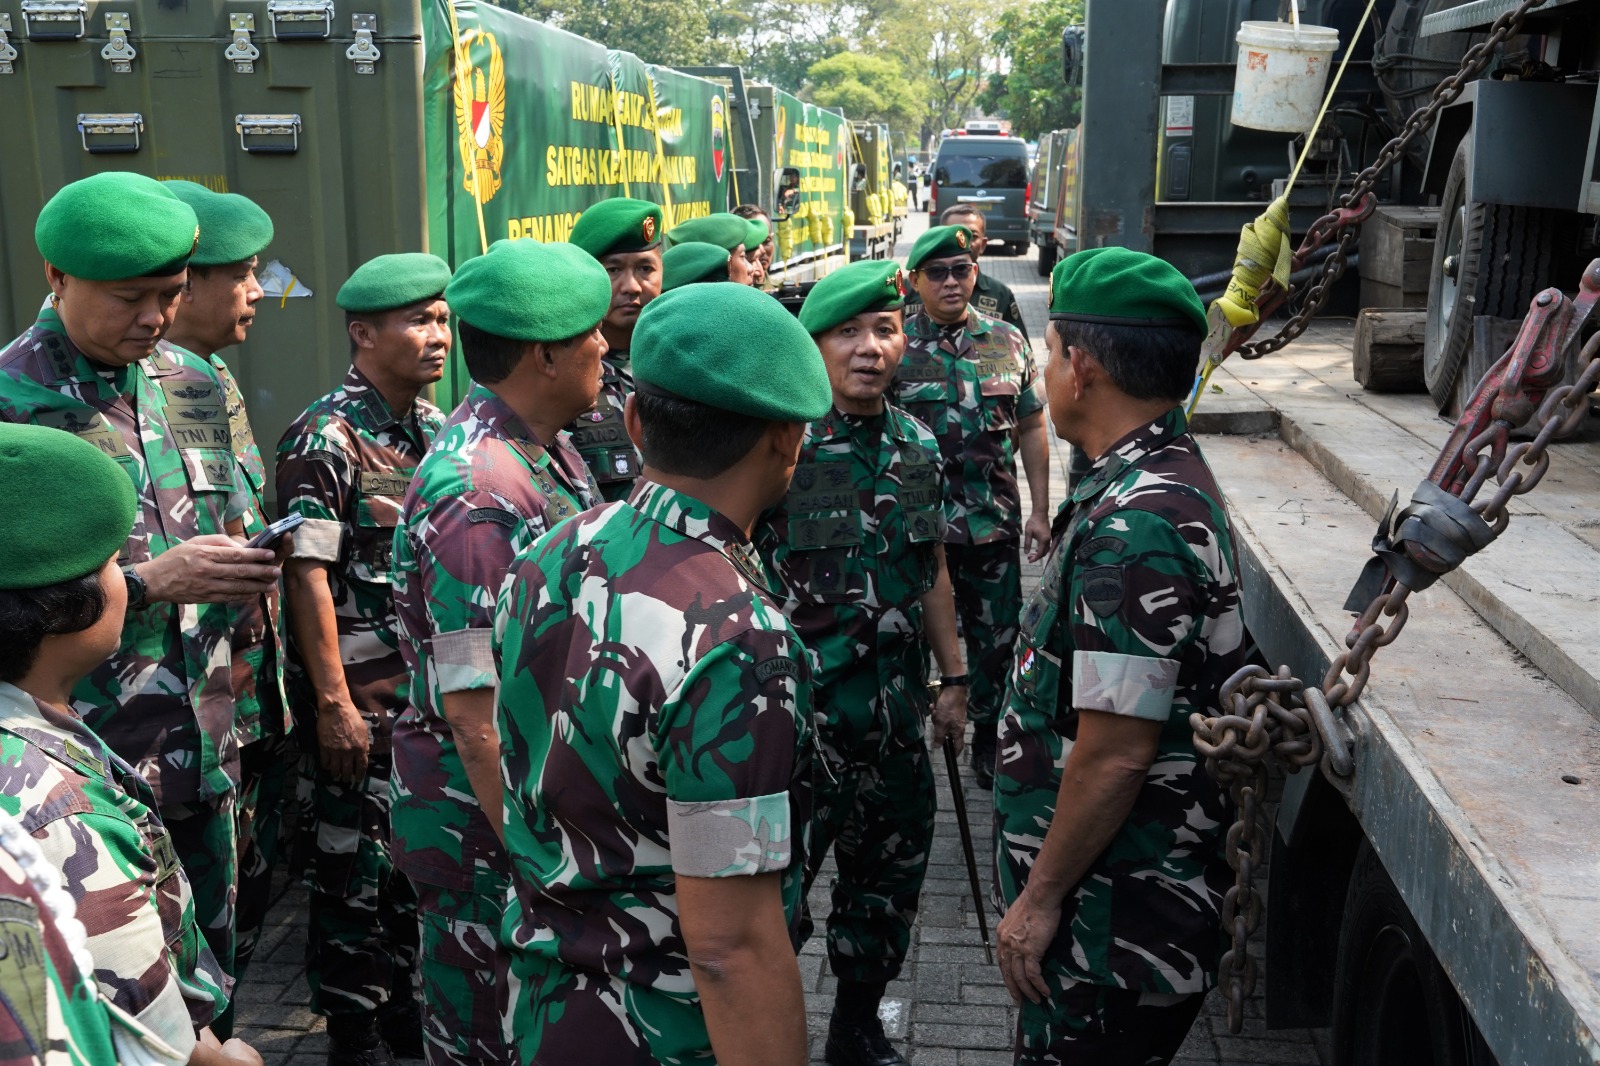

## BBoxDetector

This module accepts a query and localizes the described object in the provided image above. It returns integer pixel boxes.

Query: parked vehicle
[928,134,1031,254]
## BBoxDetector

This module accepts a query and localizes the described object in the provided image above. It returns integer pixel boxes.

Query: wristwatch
[122,565,148,610]
[939,673,969,688]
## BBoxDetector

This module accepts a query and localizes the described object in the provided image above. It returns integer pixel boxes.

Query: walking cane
[942,735,994,966]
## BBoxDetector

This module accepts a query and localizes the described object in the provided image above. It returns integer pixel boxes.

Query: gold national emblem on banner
[453,28,506,205]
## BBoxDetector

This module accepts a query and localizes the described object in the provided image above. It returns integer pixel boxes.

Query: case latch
[0,16,17,75]
[346,13,379,74]
[100,12,136,73]
[78,112,144,154]
[225,13,261,73]
[265,0,334,40]
[236,113,303,154]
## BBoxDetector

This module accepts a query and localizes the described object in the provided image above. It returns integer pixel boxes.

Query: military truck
[848,120,900,261]
[1060,2,1600,1064]
[1027,128,1072,275]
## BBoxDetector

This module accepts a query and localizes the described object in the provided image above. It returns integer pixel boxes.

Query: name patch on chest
[360,472,411,497]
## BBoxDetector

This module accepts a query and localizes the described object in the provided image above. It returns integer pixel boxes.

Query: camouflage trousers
[1015,978,1205,1066]
[235,733,294,975]
[504,953,715,1066]
[301,752,419,1017]
[800,726,935,985]
[162,792,240,983]
[416,878,512,1065]
[945,539,1023,727]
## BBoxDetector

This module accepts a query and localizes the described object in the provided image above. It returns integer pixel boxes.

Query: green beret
[0,423,136,590]
[665,213,751,253]
[35,173,200,281]
[799,259,907,335]
[444,239,610,342]
[908,225,974,270]
[633,284,831,422]
[161,181,274,267]
[661,242,731,291]
[569,197,664,260]
[1050,247,1206,336]
[338,253,453,314]
[745,216,770,247]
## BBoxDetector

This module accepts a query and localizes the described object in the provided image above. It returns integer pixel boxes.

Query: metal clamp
[225,13,260,73]
[0,16,17,75]
[100,12,135,73]
[77,112,143,154]
[20,1,86,40]
[346,13,379,74]
[236,113,302,153]
[265,0,334,39]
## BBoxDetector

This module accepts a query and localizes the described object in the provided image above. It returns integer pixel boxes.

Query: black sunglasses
[921,262,974,282]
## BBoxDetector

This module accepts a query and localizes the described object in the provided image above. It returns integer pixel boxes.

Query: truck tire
[1037,240,1057,277]
[1331,844,1497,1066]
[1424,140,1557,412]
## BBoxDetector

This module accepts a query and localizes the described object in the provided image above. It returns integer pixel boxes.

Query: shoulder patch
[1081,565,1125,618]
[0,894,47,1043]
[1074,535,1126,562]
[754,656,801,684]
[467,507,518,528]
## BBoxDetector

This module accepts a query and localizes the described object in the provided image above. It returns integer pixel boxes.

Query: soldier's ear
[624,393,643,451]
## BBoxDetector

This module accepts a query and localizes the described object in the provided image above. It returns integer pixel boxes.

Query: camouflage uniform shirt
[907,272,1029,340]
[390,382,597,891]
[494,480,813,1065]
[994,408,1244,993]
[756,405,946,755]
[0,683,229,1059]
[890,307,1044,545]
[0,308,245,804]
[566,349,642,503]
[275,366,445,751]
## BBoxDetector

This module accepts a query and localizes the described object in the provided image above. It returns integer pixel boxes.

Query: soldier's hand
[140,535,280,605]
[1022,512,1051,563]
[317,699,370,784]
[996,886,1060,1005]
[219,1037,265,1065]
[931,684,969,754]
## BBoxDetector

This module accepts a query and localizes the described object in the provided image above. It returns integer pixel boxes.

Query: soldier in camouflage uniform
[278,254,453,1064]
[495,282,828,1066]
[391,240,611,1066]
[993,249,1243,1065]
[903,206,1029,340]
[891,225,1052,789]
[0,422,251,1065]
[161,182,292,1027]
[0,175,285,1006]
[757,260,968,1066]
[563,197,662,502]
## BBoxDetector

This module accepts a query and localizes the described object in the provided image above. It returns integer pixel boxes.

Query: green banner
[421,1,731,401]
[423,1,729,263]
[766,88,849,269]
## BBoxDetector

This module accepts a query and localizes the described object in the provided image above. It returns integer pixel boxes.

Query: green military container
[0,0,429,507]
[1,0,736,504]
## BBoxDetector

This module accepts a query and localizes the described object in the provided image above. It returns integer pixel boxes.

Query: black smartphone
[247,512,305,550]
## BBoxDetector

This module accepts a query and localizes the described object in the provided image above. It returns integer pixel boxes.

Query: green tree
[877,0,996,146]
[513,0,737,65]
[979,0,1082,140]
[807,52,920,131]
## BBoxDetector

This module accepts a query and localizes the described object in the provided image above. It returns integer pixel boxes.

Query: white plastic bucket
[1231,21,1341,133]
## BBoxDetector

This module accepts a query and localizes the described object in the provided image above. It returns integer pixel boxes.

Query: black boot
[377,995,424,1060]
[969,721,997,790]
[326,1013,398,1066]
[825,981,905,1066]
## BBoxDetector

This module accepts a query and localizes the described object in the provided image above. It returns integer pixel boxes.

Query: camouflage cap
[569,197,664,260]
[798,258,907,335]
[633,284,831,421]
[907,224,973,270]
[337,252,453,313]
[660,242,731,292]
[445,239,610,342]
[1050,247,1206,335]
[0,423,136,589]
[35,173,200,281]
[665,213,751,253]
[161,181,274,267]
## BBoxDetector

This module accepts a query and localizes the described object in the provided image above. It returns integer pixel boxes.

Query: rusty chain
[1240,0,1550,359]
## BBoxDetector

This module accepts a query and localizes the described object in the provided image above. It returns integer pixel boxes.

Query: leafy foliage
[978,0,1083,140]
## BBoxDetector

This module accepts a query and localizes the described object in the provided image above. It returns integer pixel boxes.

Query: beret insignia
[642,216,657,242]
[955,229,969,250]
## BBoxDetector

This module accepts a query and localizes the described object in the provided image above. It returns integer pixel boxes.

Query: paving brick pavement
[232,219,1331,1065]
